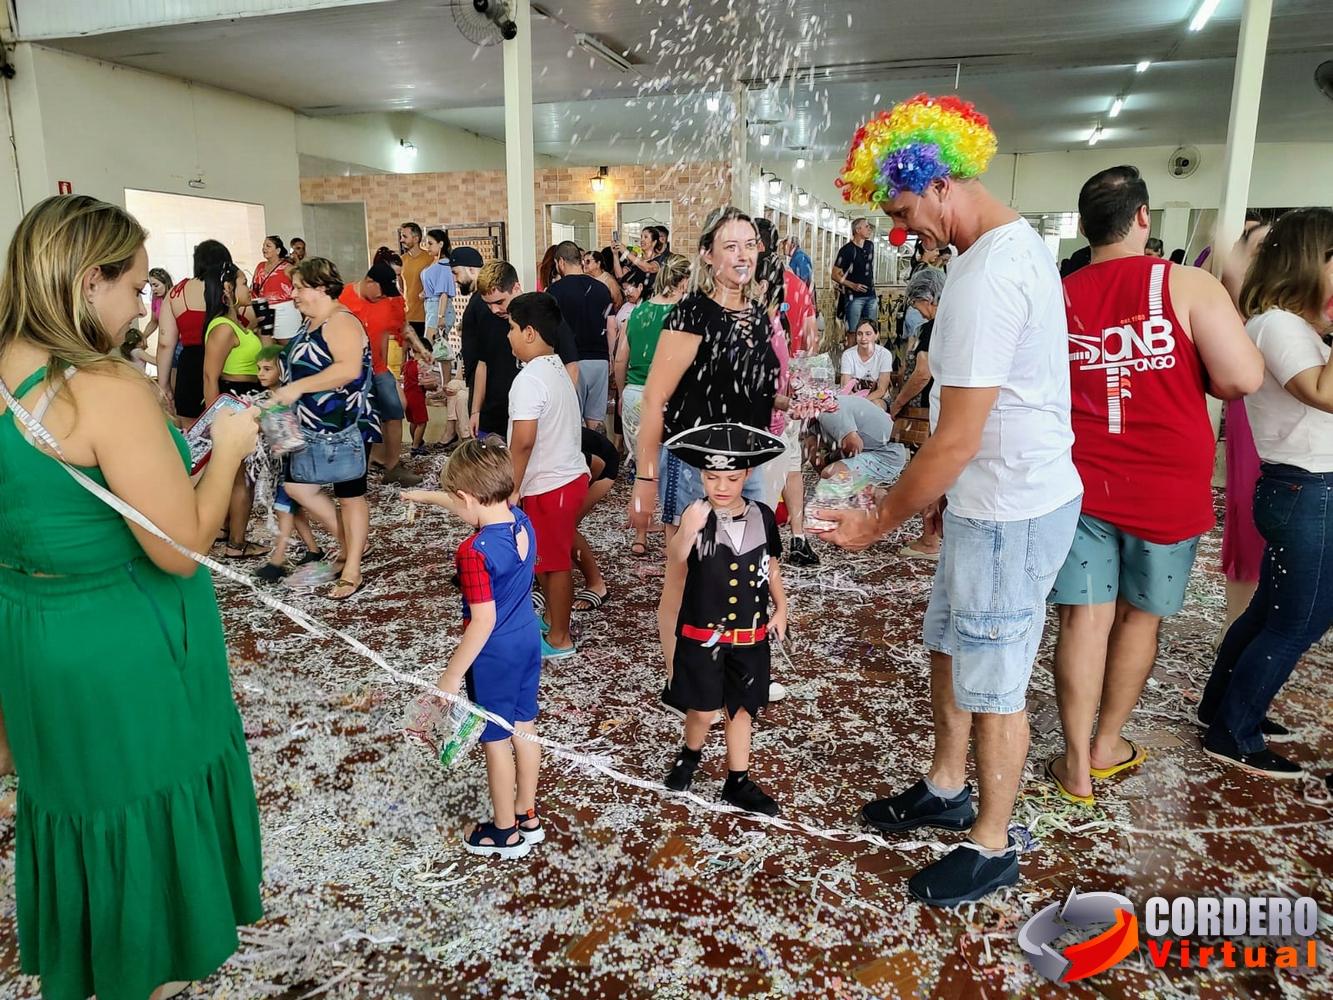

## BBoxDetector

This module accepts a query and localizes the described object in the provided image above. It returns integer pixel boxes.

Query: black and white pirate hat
[664,422,785,471]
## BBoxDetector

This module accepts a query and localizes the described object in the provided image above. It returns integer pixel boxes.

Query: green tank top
[0,366,192,575]
[206,315,262,377]
[625,300,676,386]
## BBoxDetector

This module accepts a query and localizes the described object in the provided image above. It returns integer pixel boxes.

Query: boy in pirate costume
[662,423,789,816]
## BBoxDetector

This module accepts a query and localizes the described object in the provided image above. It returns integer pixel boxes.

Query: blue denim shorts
[370,369,405,421]
[1048,514,1201,617]
[659,444,765,525]
[274,481,293,515]
[836,444,908,487]
[923,497,1081,714]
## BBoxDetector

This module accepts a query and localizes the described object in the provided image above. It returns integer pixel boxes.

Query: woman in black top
[628,206,779,679]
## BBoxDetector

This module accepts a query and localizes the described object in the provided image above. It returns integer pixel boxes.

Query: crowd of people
[1,87,1331,997]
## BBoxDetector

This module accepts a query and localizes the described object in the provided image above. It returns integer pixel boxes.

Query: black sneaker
[1195,709,1292,741]
[253,562,289,582]
[908,833,1021,907]
[1203,739,1304,779]
[665,750,701,792]
[721,774,779,816]
[786,536,820,567]
[660,683,688,720]
[862,779,976,833]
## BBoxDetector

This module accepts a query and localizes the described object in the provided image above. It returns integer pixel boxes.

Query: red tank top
[169,279,206,348]
[1063,256,1215,543]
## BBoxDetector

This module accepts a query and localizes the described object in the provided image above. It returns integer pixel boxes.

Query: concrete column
[502,0,536,288]
[1211,0,1272,276]
[730,85,748,210]
[1159,205,1191,260]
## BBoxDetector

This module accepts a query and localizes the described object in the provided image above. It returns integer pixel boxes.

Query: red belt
[680,624,767,646]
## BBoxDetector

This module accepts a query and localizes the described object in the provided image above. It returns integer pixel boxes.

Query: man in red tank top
[1046,166,1263,804]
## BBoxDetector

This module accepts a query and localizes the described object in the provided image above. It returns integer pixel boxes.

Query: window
[547,203,596,251]
[616,201,672,252]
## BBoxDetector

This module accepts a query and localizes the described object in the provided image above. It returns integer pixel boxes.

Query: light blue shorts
[836,445,908,487]
[923,497,1081,714]
[1048,514,1200,617]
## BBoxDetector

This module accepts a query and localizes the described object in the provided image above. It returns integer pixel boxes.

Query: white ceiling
[30,0,1333,164]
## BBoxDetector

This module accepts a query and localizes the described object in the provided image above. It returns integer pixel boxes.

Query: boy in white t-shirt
[839,320,894,408]
[506,292,590,660]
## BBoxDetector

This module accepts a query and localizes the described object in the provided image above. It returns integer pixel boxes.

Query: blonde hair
[653,253,692,297]
[0,195,147,398]
[1239,208,1333,322]
[693,206,758,301]
[442,436,515,504]
[476,260,519,297]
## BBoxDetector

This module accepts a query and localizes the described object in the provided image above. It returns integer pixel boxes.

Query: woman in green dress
[0,195,264,1000]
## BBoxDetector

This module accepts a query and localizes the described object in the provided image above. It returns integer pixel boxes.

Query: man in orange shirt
[340,259,429,486]
[399,221,431,342]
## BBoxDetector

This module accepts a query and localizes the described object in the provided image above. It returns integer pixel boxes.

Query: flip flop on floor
[328,577,364,601]
[1089,740,1147,780]
[532,588,547,617]
[572,587,609,612]
[1044,757,1095,807]
[224,540,268,559]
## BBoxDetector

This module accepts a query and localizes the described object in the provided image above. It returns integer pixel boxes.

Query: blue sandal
[464,821,531,859]
[517,805,545,845]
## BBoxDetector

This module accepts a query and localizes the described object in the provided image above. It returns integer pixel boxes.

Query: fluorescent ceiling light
[759,131,771,147]
[796,157,806,170]
[1136,60,1151,73]
[1088,125,1103,146]
[705,95,720,112]
[575,33,633,73]
[1109,97,1124,118]
[1189,0,1221,32]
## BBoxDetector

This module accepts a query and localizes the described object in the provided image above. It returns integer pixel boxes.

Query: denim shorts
[1048,514,1201,617]
[370,369,405,421]
[923,496,1081,714]
[844,294,879,331]
[274,481,293,515]
[576,360,610,423]
[837,444,908,487]
[659,444,765,525]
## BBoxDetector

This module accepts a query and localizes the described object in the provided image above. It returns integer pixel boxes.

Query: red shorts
[404,385,428,425]
[523,474,589,573]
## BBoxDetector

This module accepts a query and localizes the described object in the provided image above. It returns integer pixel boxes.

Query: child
[119,326,153,372]
[402,352,433,456]
[504,292,590,660]
[661,423,788,816]
[253,345,325,581]
[402,439,544,859]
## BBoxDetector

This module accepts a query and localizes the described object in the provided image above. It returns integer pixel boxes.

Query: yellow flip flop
[1089,740,1147,780]
[1045,757,1095,807]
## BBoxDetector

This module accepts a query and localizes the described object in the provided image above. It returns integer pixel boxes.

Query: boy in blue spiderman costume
[403,437,545,859]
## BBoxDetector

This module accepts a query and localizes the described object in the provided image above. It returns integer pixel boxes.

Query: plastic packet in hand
[806,466,875,533]
[259,403,305,456]
[403,692,484,768]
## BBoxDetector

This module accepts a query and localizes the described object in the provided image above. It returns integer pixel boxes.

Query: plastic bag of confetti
[403,692,484,769]
[259,403,306,456]
[806,466,875,534]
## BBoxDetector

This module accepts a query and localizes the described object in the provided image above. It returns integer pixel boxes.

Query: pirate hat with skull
[664,422,786,471]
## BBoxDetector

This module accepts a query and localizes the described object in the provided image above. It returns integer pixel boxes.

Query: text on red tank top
[1063,257,1215,543]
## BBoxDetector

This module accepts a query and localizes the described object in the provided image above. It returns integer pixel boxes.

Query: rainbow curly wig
[836,94,998,206]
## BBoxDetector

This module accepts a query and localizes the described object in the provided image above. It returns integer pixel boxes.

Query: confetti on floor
[2,468,1331,999]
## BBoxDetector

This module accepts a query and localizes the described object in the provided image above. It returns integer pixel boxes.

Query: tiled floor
[2,465,1331,999]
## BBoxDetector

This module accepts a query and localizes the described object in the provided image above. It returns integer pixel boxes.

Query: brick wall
[299,161,732,270]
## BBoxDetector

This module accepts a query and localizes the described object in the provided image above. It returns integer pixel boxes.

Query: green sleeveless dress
[0,367,263,1000]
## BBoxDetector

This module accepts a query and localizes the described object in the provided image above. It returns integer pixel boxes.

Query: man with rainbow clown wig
[814,95,1083,906]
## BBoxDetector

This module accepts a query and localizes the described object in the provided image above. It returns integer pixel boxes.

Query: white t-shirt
[1244,309,1333,473]
[840,344,894,387]
[928,218,1082,520]
[508,353,589,497]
